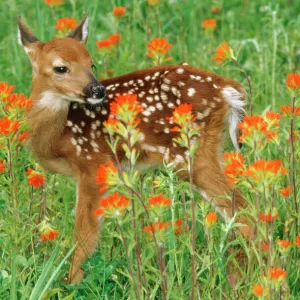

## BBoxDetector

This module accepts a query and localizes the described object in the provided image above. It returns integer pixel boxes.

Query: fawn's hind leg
[193,149,254,240]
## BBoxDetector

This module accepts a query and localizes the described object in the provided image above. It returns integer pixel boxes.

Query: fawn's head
[17,14,106,109]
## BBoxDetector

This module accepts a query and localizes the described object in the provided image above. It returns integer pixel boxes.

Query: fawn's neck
[27,90,69,158]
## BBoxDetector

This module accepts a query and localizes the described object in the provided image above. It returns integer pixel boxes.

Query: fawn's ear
[17,16,40,55]
[68,13,89,44]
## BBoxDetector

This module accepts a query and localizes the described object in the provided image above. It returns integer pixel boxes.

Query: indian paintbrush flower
[94,192,130,218]
[55,18,77,36]
[96,161,119,192]
[223,152,245,185]
[201,18,217,33]
[212,41,235,64]
[113,7,126,17]
[279,186,291,197]
[44,0,63,6]
[206,212,217,228]
[25,168,45,188]
[0,82,14,99]
[286,73,300,90]
[147,38,173,65]
[41,229,59,241]
[252,284,264,297]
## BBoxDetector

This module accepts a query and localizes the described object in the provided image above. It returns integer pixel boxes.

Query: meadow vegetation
[0,0,299,299]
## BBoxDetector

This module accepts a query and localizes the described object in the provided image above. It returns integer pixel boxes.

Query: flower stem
[290,96,298,235]
[116,220,141,300]
[187,139,196,300]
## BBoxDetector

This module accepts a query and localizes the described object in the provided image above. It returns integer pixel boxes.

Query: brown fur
[18,17,254,284]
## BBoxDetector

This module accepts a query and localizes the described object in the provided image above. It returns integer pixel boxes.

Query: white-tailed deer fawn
[18,14,254,283]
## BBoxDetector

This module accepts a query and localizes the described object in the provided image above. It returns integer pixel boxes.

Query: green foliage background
[0,0,299,299]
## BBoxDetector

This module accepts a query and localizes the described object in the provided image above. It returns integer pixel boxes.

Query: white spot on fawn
[156,103,163,110]
[163,77,171,84]
[142,110,151,116]
[188,88,196,97]
[176,68,184,74]
[161,84,170,91]
[146,96,153,103]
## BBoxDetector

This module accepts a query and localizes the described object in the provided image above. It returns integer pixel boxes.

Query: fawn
[18,14,254,283]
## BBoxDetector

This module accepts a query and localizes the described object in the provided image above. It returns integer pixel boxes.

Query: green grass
[0,0,300,299]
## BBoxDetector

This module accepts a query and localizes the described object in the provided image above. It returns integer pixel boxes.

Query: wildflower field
[0,0,300,299]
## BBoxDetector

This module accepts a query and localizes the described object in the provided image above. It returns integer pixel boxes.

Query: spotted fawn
[17,13,254,283]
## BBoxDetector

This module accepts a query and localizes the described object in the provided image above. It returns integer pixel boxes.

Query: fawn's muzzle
[84,82,106,105]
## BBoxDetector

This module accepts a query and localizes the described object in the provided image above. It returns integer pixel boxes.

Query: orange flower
[239,112,282,143]
[4,93,32,111]
[201,18,217,31]
[212,41,234,64]
[25,168,45,188]
[109,33,121,44]
[55,18,77,32]
[223,152,245,185]
[276,239,292,248]
[279,186,291,197]
[212,7,220,13]
[95,192,130,217]
[269,267,287,281]
[19,131,29,142]
[206,212,217,228]
[294,236,300,246]
[147,38,173,64]
[252,284,264,297]
[44,0,63,5]
[147,38,172,56]
[265,111,281,126]
[244,159,287,183]
[96,39,113,50]
[144,219,183,237]
[286,73,300,90]
[0,82,14,99]
[96,161,118,192]
[280,104,300,116]
[103,117,121,135]
[0,160,5,172]
[0,117,20,135]
[110,94,143,125]
[262,242,269,252]
[143,221,169,234]
[113,6,126,17]
[288,130,298,142]
[148,194,172,208]
[238,115,267,143]
[107,70,114,76]
[172,219,183,235]
[170,104,195,128]
[41,229,59,241]
[148,0,160,6]
[259,212,279,223]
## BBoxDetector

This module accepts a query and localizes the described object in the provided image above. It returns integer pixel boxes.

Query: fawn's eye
[53,66,69,74]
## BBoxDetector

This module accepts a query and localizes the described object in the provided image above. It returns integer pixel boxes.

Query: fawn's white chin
[86,97,105,105]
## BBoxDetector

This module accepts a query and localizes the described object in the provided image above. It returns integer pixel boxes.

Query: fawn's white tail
[222,86,247,151]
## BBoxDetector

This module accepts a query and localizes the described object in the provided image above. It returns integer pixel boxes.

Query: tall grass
[0,0,299,299]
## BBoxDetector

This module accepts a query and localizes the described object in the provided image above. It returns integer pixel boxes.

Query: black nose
[84,82,106,99]
[92,85,106,98]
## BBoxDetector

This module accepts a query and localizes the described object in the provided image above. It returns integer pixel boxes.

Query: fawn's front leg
[68,179,102,284]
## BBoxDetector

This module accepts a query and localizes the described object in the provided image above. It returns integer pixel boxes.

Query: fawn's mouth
[86,96,106,106]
